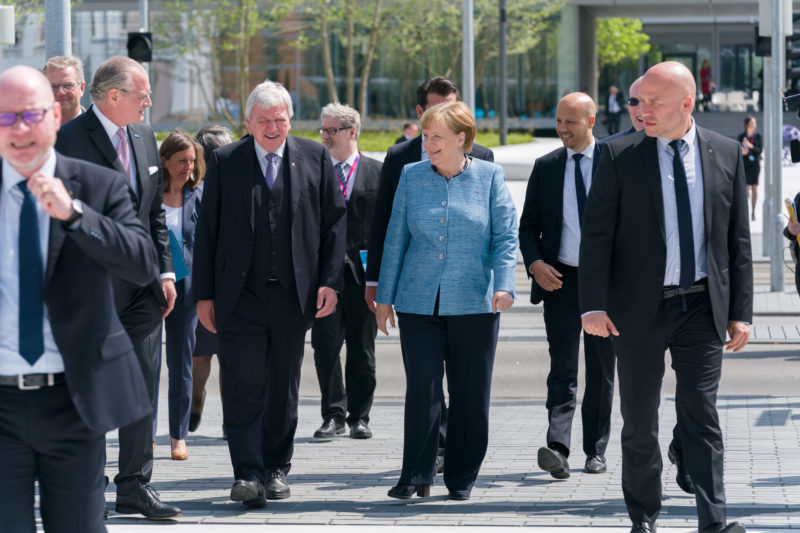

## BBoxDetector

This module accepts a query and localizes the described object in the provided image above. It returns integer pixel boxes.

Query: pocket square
[148,166,159,175]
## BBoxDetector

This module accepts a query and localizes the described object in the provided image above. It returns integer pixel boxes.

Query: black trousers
[311,266,377,425]
[606,112,621,135]
[0,383,106,533]
[615,290,726,531]
[218,281,307,481]
[114,288,162,494]
[542,264,616,457]
[396,311,499,491]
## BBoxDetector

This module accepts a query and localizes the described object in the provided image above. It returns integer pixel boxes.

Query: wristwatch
[62,199,83,227]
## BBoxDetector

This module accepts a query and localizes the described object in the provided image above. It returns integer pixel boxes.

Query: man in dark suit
[311,103,380,441]
[602,77,643,143]
[394,122,418,144]
[580,61,752,533]
[364,76,494,471]
[0,65,156,532]
[43,56,86,124]
[604,85,625,136]
[54,56,180,519]
[193,81,346,507]
[519,92,615,479]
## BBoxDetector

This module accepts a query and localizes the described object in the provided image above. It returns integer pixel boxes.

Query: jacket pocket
[98,329,130,361]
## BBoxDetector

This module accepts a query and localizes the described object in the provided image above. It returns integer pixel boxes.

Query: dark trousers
[114,288,162,494]
[615,290,726,531]
[0,384,106,533]
[311,266,377,425]
[607,112,621,135]
[218,282,307,481]
[162,281,197,439]
[542,264,615,457]
[396,311,499,491]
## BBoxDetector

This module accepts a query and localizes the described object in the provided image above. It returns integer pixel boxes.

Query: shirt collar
[566,138,596,160]
[92,104,126,141]
[2,149,58,196]
[253,137,286,163]
[657,117,697,154]
[331,150,358,167]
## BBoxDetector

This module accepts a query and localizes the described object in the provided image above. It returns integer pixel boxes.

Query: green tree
[596,17,650,69]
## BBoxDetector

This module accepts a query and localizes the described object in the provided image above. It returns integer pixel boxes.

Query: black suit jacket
[175,183,203,306]
[344,154,381,285]
[54,105,172,307]
[365,136,494,283]
[0,154,156,434]
[579,128,753,342]
[605,91,626,118]
[193,135,347,325]
[519,143,601,304]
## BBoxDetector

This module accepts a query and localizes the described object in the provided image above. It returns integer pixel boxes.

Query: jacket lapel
[696,127,715,241]
[348,152,367,206]
[46,156,82,285]
[85,106,127,175]
[127,125,148,202]
[286,136,303,221]
[242,137,257,234]
[639,136,667,243]
[554,148,567,230]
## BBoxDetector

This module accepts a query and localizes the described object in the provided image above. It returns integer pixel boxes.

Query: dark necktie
[335,162,349,202]
[669,139,695,290]
[572,153,586,226]
[265,152,277,190]
[17,181,44,365]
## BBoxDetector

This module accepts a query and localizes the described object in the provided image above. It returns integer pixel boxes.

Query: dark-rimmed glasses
[627,97,640,107]
[319,126,352,136]
[51,82,78,92]
[0,106,53,127]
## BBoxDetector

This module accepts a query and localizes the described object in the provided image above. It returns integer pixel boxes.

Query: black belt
[0,372,66,390]
[662,279,707,300]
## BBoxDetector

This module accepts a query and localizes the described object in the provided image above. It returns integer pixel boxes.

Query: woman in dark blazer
[376,102,518,501]
[738,116,762,221]
[158,131,205,459]
[784,191,800,297]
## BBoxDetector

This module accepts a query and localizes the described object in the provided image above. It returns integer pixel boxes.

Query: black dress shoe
[667,441,695,494]
[265,469,290,500]
[584,454,607,473]
[447,489,471,501]
[631,522,656,533]
[350,420,372,439]
[702,522,746,533]
[537,446,570,479]
[188,412,202,433]
[115,483,182,519]
[387,483,431,499]
[230,479,267,508]
[435,455,445,475]
[313,418,345,440]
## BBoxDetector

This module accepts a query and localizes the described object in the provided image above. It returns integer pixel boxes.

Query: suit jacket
[519,143,601,304]
[602,126,636,144]
[579,128,753,342]
[365,135,495,283]
[54,105,172,308]
[0,154,156,434]
[193,135,347,325]
[175,183,203,306]
[605,91,626,117]
[344,154,381,285]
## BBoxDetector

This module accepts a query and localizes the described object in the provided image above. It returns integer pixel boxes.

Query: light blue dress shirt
[559,140,596,266]
[656,120,707,286]
[0,151,64,375]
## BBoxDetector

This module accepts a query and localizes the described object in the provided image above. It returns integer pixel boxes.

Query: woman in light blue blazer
[376,102,518,501]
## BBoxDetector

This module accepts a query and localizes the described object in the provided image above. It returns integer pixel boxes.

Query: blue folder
[168,230,190,281]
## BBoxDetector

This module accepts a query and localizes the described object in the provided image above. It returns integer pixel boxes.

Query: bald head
[628,76,644,131]
[638,61,695,140]
[0,65,56,105]
[556,92,596,151]
[558,91,596,118]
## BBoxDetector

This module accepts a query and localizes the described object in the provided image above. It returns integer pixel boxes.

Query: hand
[316,286,337,318]
[160,278,177,318]
[492,291,514,313]
[27,173,73,220]
[788,221,800,236]
[364,285,377,313]
[725,321,750,353]
[581,312,620,338]
[375,303,396,335]
[531,261,563,291]
[197,299,217,333]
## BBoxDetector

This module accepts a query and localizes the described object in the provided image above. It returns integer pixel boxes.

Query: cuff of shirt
[580,310,606,318]
[160,273,176,281]
[366,281,378,287]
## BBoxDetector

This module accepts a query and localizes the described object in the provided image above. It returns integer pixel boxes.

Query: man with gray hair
[311,103,381,441]
[193,81,346,507]
[55,56,180,520]
[43,56,86,124]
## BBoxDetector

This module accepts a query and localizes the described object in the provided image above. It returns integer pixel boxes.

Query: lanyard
[336,154,359,198]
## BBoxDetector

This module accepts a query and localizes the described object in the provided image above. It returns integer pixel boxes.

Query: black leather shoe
[667,441,695,494]
[387,483,431,499]
[447,489,471,501]
[188,412,202,432]
[702,522,746,533]
[230,479,266,508]
[313,418,345,441]
[584,454,607,473]
[435,455,445,475]
[115,483,182,519]
[537,446,570,479]
[265,469,290,500]
[350,420,372,439]
[631,522,656,533]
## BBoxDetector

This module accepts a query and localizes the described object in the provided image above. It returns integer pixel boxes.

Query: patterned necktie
[265,152,277,190]
[115,127,135,192]
[335,162,350,202]
[17,181,44,365]
[572,153,586,227]
[669,139,695,290]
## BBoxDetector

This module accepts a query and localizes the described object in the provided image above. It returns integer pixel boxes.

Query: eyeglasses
[51,82,78,92]
[319,126,352,136]
[119,89,152,103]
[0,106,53,127]
[627,97,640,107]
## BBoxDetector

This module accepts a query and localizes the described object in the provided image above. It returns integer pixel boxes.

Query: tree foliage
[596,17,650,69]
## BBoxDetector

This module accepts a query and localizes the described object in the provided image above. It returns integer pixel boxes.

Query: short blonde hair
[420,101,476,153]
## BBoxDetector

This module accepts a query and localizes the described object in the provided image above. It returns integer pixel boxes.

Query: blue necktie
[265,152,277,190]
[17,181,44,365]
[572,153,586,227]
[669,140,695,290]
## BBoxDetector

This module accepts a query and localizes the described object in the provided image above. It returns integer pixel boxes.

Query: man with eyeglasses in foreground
[0,65,156,533]
[43,56,86,124]
[55,56,180,520]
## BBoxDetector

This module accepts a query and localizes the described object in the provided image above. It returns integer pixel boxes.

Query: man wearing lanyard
[311,103,382,441]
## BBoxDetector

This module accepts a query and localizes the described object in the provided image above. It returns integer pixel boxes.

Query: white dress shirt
[608,93,620,114]
[558,140,596,267]
[331,150,359,201]
[92,105,138,197]
[253,138,286,179]
[0,152,65,375]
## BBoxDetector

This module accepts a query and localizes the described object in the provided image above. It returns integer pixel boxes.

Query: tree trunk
[344,0,355,106]
[357,0,383,116]
[320,0,338,103]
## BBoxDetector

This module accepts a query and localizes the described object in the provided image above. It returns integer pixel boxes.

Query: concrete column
[578,7,597,101]
[556,5,579,98]
[45,0,71,58]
